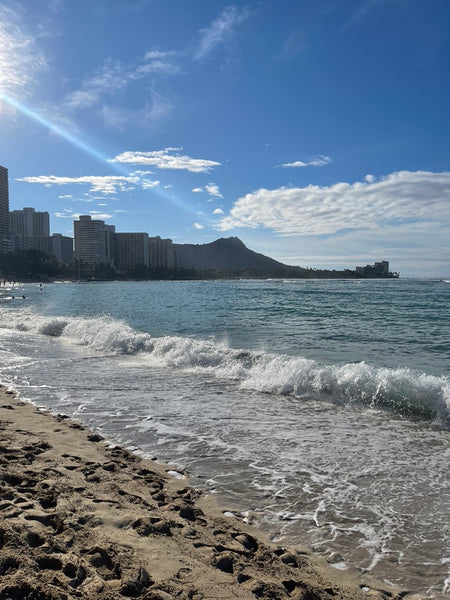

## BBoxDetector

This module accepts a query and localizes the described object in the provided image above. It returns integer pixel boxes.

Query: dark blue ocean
[1,278,449,597]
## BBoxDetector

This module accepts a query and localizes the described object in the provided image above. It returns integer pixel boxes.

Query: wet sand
[0,385,406,600]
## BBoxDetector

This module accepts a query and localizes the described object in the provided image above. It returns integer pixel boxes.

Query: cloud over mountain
[218,171,450,236]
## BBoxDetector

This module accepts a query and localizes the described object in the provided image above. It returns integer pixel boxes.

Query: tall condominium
[74,215,110,264]
[25,233,74,263]
[51,234,74,264]
[148,236,174,268]
[114,232,149,271]
[0,165,9,235]
[10,207,50,238]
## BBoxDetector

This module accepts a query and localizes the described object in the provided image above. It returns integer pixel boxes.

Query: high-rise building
[0,234,22,253]
[105,224,116,267]
[10,207,50,238]
[148,236,174,268]
[51,234,74,263]
[24,236,53,256]
[0,165,9,235]
[114,232,149,271]
[74,215,108,264]
[25,234,74,263]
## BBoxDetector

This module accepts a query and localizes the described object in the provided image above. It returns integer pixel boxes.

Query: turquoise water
[0,278,449,596]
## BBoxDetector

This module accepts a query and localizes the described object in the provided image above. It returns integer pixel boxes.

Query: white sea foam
[1,308,449,425]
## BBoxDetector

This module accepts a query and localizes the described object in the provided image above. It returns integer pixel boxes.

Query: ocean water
[0,278,449,597]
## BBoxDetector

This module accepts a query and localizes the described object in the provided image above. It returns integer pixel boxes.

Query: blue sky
[0,0,449,276]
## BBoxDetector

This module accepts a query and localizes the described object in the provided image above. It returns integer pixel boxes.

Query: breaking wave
[2,309,449,426]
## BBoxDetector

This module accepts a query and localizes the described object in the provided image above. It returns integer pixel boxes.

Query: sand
[0,385,407,600]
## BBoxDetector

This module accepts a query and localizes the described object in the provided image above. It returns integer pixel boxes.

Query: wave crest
[2,309,449,425]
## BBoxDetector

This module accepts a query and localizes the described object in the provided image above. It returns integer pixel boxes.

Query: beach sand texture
[0,386,404,600]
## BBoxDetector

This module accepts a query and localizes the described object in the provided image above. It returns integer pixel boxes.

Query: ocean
[0,278,449,597]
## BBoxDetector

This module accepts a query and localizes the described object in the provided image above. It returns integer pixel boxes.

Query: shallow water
[0,278,449,596]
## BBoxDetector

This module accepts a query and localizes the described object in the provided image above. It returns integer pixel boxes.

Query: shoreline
[0,385,409,599]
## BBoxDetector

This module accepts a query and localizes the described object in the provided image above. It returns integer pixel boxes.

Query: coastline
[0,385,407,600]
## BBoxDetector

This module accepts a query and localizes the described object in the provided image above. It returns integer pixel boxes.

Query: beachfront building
[0,233,23,253]
[25,233,74,263]
[24,236,53,257]
[148,236,175,268]
[10,207,50,238]
[114,232,149,272]
[0,165,9,235]
[356,260,390,277]
[74,215,111,264]
[51,234,74,263]
[105,225,116,267]
[0,165,23,253]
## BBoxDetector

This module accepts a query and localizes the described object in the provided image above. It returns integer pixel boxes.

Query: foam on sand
[0,385,403,600]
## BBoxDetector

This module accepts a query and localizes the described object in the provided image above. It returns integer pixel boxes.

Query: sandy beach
[0,385,407,600]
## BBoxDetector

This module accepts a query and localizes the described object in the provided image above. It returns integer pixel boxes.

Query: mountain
[174,237,302,273]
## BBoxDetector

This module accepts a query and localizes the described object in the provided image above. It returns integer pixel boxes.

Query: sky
[0,0,449,277]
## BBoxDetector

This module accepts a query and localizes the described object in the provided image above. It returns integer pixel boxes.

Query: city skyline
[1,1,449,277]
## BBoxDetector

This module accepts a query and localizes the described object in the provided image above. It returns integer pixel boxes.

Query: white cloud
[0,6,48,101]
[192,183,223,198]
[110,148,220,173]
[195,5,251,61]
[89,211,113,220]
[278,155,331,168]
[205,183,223,198]
[218,171,450,236]
[61,50,179,129]
[54,211,80,219]
[58,194,72,199]
[133,50,180,77]
[98,104,131,130]
[17,173,159,195]
[98,89,174,130]
[279,160,308,168]
[65,58,127,110]
[65,89,101,111]
[141,90,174,122]
[141,178,160,189]
[213,208,224,215]
[193,222,205,229]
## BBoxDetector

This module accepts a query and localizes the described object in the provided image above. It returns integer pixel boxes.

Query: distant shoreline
[1,270,400,284]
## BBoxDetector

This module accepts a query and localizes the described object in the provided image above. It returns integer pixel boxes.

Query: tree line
[0,248,396,281]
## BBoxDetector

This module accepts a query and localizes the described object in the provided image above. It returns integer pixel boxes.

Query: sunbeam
[0,93,110,164]
[0,92,196,216]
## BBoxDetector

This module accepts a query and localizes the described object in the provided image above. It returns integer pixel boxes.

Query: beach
[0,385,406,600]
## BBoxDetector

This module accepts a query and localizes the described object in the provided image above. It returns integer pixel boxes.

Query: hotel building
[114,233,149,271]
[74,215,110,264]
[148,236,175,268]
[10,207,50,238]
[0,165,9,235]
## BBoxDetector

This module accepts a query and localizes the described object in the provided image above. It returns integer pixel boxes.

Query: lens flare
[0,92,196,216]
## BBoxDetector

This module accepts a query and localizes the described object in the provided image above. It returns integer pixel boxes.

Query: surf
[2,308,449,427]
